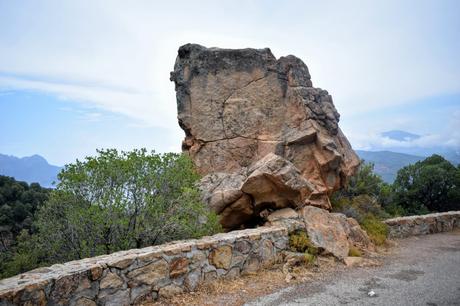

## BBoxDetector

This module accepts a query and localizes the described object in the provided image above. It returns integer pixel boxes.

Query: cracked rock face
[171,44,360,230]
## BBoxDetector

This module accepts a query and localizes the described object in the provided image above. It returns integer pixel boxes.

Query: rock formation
[171,44,360,230]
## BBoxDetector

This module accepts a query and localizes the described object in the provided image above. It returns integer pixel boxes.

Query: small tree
[4,149,220,275]
[393,154,460,214]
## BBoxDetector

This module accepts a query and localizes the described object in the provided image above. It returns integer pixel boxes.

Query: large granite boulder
[171,44,360,230]
[299,206,349,259]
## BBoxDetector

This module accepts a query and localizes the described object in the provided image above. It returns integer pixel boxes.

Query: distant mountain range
[355,150,424,183]
[378,130,460,165]
[353,129,460,182]
[1,143,458,187]
[0,154,61,188]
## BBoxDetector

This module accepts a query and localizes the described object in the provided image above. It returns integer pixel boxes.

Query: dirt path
[247,231,460,306]
[154,231,460,306]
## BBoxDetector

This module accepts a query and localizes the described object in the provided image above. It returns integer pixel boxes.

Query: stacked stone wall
[0,226,287,305]
[384,211,460,238]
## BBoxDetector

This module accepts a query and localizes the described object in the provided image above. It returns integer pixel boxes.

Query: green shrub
[393,155,460,214]
[1,149,222,278]
[303,253,316,265]
[360,215,388,245]
[289,231,318,255]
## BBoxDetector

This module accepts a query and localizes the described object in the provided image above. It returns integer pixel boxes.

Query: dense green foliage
[0,149,220,279]
[0,176,50,278]
[332,163,390,217]
[393,155,460,214]
[0,176,49,241]
[333,155,460,244]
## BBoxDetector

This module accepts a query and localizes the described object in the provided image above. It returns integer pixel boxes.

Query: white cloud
[0,0,459,143]
[350,130,459,152]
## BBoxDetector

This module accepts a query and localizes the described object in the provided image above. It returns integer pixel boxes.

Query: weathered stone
[259,239,275,266]
[234,240,252,254]
[199,172,246,214]
[89,266,103,281]
[184,269,202,291]
[75,297,96,306]
[299,206,349,259]
[241,255,260,275]
[230,255,245,268]
[126,260,169,286]
[208,245,232,269]
[16,285,47,306]
[203,271,217,283]
[100,272,124,290]
[98,289,130,306]
[107,256,134,269]
[169,257,189,278]
[159,284,184,299]
[188,250,206,269]
[334,213,375,252]
[267,208,299,222]
[242,153,314,210]
[129,285,152,305]
[343,256,363,267]
[49,273,87,304]
[171,44,360,228]
[225,267,240,279]
[219,194,254,231]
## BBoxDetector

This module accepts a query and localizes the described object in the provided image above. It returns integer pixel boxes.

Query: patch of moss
[360,214,389,246]
[289,231,318,255]
[348,246,362,257]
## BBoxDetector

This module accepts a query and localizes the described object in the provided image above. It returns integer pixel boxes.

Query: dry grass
[149,256,344,306]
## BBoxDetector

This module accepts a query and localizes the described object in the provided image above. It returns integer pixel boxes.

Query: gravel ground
[246,231,460,306]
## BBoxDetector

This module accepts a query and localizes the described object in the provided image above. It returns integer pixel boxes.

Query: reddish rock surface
[171,44,360,230]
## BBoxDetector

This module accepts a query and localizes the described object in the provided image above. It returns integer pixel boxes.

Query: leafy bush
[289,231,318,255]
[393,155,460,214]
[0,176,49,245]
[1,149,221,278]
[0,177,49,279]
[360,215,388,246]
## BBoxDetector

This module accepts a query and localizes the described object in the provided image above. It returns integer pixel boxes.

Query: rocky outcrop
[171,44,360,230]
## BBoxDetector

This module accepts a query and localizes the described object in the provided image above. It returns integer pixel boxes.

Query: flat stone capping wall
[384,211,460,238]
[0,226,288,306]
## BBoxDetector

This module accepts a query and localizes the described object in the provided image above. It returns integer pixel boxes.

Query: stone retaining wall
[384,211,460,238]
[0,226,288,305]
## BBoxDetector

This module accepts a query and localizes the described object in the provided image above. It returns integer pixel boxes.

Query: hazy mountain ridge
[0,154,61,188]
[356,150,424,183]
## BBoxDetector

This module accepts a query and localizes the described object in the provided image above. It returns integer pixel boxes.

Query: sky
[0,0,459,165]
